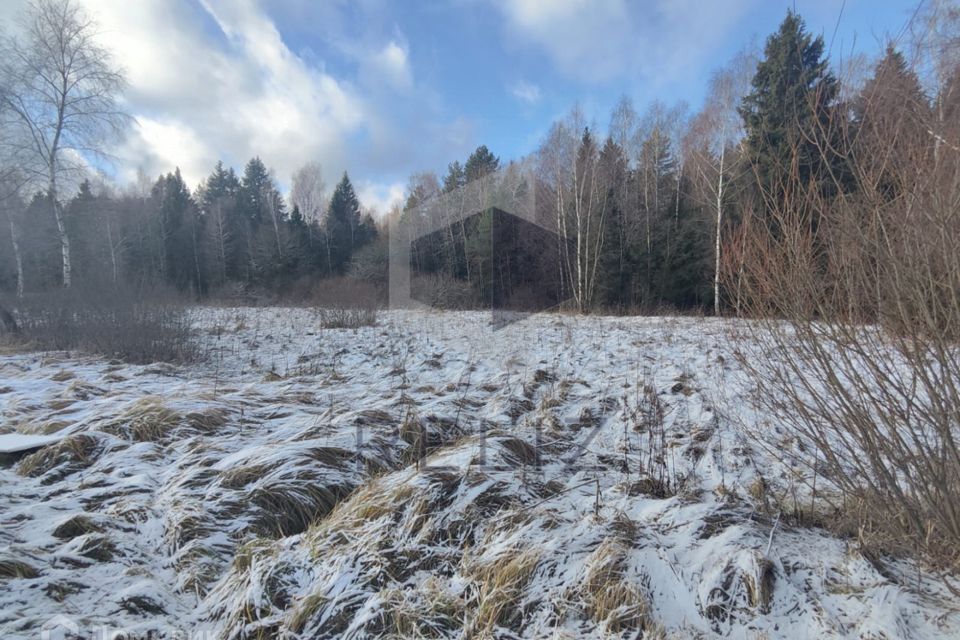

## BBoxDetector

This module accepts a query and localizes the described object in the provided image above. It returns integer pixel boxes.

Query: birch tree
[685,48,756,314]
[291,162,327,227]
[536,108,613,311]
[0,168,27,297]
[0,0,128,288]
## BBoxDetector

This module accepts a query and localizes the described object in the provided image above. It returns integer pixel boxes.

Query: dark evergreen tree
[152,169,202,292]
[326,173,364,273]
[464,145,500,182]
[853,46,930,200]
[199,161,243,285]
[239,157,273,223]
[596,137,630,307]
[236,157,285,283]
[22,191,62,289]
[739,10,840,204]
[442,161,466,193]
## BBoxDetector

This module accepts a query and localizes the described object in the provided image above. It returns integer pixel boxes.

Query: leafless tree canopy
[0,0,128,288]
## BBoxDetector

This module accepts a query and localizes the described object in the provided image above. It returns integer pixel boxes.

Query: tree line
[2,0,958,318]
[0,156,377,298]
[389,6,959,315]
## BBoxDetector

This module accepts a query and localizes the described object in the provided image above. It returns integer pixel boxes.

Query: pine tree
[739,10,839,202]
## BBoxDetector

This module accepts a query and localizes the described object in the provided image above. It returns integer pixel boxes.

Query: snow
[0,307,957,638]
[0,433,65,453]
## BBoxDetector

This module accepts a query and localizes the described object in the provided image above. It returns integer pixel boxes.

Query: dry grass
[98,398,182,442]
[50,369,76,382]
[21,419,71,435]
[704,550,776,624]
[465,548,541,637]
[185,407,230,433]
[0,558,40,579]
[208,539,286,640]
[287,592,329,636]
[52,514,102,540]
[219,464,271,490]
[579,538,657,634]
[248,479,353,538]
[17,433,106,482]
[376,578,464,638]
[77,534,118,562]
[316,307,378,329]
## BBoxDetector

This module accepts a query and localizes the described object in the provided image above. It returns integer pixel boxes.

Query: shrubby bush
[1,286,197,364]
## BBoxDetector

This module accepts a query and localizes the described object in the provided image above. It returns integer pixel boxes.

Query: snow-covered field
[0,308,956,639]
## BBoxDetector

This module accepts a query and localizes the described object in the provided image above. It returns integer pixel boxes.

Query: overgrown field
[0,308,956,638]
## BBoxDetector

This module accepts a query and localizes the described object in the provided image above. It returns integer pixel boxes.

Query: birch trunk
[713,143,725,316]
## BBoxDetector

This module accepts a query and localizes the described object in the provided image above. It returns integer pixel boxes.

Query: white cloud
[73,0,365,188]
[510,79,541,104]
[119,117,215,188]
[370,41,413,91]
[0,0,470,201]
[357,180,406,216]
[495,0,753,84]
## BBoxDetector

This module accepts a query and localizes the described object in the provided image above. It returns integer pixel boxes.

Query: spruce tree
[326,172,363,273]
[200,161,243,285]
[152,168,198,290]
[464,145,500,182]
[239,157,273,223]
[854,46,930,200]
[739,10,839,201]
[442,161,466,193]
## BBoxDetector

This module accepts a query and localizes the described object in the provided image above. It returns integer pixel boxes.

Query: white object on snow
[0,432,64,453]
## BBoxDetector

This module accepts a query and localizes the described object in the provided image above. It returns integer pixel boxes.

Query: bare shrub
[306,276,383,309]
[2,286,197,363]
[410,273,478,309]
[726,41,960,579]
[315,306,378,329]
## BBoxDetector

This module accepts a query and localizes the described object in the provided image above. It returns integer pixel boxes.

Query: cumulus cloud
[71,0,363,189]
[356,180,406,216]
[0,0,472,214]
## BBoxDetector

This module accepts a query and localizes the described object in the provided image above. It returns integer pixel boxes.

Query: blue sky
[1,0,922,211]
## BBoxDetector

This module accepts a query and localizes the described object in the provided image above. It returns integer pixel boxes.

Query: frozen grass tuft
[17,433,110,482]
[579,538,657,634]
[316,306,378,329]
[52,514,103,540]
[99,399,181,442]
[0,557,40,580]
[465,547,542,636]
[375,578,464,638]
